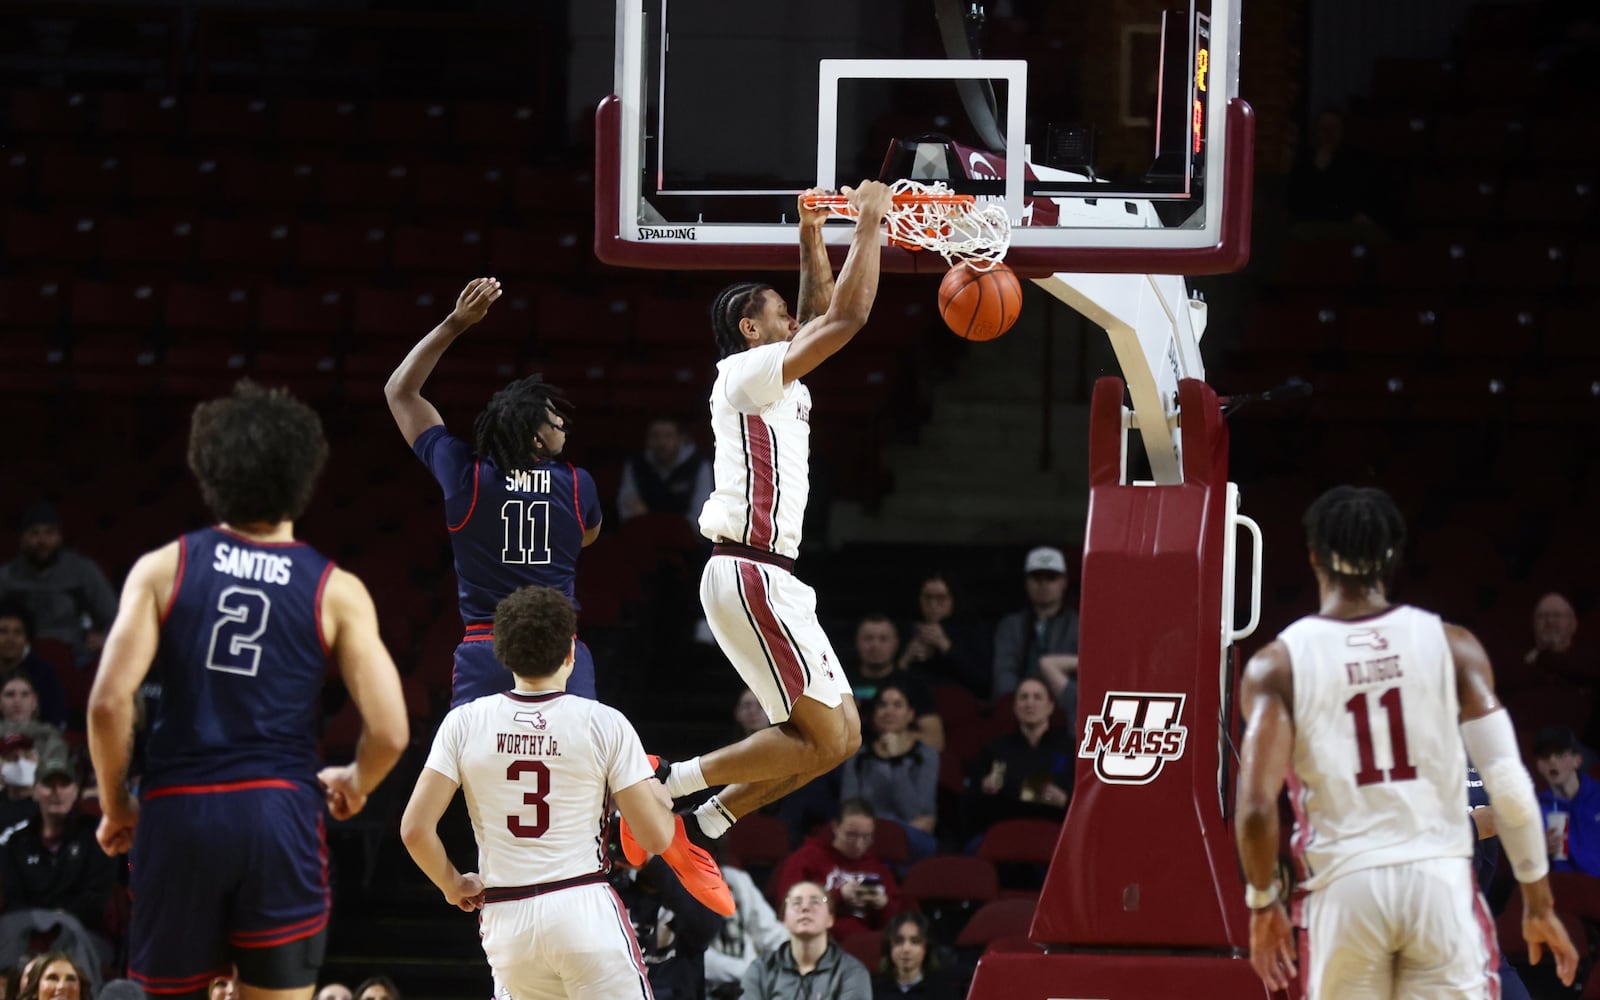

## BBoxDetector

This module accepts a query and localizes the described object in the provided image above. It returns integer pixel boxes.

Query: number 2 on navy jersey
[1345,687,1418,786]
[205,585,272,676]
[500,500,552,565]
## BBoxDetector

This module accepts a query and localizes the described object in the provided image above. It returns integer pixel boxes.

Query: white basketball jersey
[1280,605,1472,892]
[423,690,653,887]
[698,341,812,559]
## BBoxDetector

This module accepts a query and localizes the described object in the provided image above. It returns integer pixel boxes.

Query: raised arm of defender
[781,181,893,383]
[385,277,503,446]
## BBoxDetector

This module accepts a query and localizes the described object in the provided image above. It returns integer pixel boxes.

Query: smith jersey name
[1345,654,1403,686]
[211,543,293,585]
[495,732,561,756]
[505,469,553,493]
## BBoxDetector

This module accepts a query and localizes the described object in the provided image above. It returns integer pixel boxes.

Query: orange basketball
[938,262,1022,341]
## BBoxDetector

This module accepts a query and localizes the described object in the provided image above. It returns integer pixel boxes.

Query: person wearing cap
[992,546,1081,725]
[0,504,118,665]
[1534,726,1600,878]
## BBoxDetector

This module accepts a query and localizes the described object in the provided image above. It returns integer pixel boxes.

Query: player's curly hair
[187,380,328,526]
[709,282,773,358]
[1303,485,1406,591]
[493,585,578,679]
[474,375,573,472]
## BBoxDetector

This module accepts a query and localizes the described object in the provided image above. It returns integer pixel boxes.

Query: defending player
[88,381,410,999]
[400,585,732,999]
[385,278,603,705]
[648,182,892,846]
[1235,485,1578,997]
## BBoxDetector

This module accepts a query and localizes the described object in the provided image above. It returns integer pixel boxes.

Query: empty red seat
[96,92,183,139]
[275,98,361,145]
[294,223,392,274]
[70,281,163,335]
[456,101,544,150]
[35,152,126,202]
[318,160,414,211]
[8,90,92,137]
[100,216,197,266]
[187,93,273,142]
[390,226,489,275]
[198,219,295,269]
[0,278,70,332]
[218,157,320,210]
[5,213,101,264]
[362,100,452,147]
[955,897,1036,949]
[352,287,451,341]
[164,284,255,340]
[410,162,509,213]
[258,287,350,341]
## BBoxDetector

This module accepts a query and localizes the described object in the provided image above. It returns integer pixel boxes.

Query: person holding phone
[773,799,901,940]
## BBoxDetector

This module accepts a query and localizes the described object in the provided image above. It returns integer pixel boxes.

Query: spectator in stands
[1522,593,1598,688]
[846,616,944,751]
[734,688,768,739]
[13,951,86,1000]
[0,676,68,766]
[705,851,788,997]
[897,573,992,699]
[773,799,902,941]
[0,606,66,732]
[353,978,399,1000]
[313,985,352,1000]
[616,417,713,526]
[0,758,116,931]
[0,734,40,831]
[967,677,1074,840]
[1285,107,1384,239]
[207,978,236,1000]
[841,685,940,858]
[0,505,117,666]
[992,547,1079,731]
[740,880,872,1000]
[611,855,722,999]
[1535,727,1600,878]
[872,912,958,1000]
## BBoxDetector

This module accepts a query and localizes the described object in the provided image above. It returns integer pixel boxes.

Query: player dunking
[649,181,893,846]
[386,278,604,705]
[88,381,410,999]
[400,584,731,999]
[1235,486,1578,997]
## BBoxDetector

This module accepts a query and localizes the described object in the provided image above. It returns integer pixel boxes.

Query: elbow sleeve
[1461,709,1549,883]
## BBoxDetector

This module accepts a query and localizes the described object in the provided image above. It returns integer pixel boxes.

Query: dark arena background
[2,1,1600,998]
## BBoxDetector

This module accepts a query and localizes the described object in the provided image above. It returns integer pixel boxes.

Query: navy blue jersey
[145,527,334,791]
[1466,763,1499,893]
[413,426,601,625]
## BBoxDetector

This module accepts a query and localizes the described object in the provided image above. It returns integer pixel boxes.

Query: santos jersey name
[211,542,294,586]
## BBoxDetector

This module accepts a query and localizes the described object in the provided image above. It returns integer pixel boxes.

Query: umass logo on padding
[1077,691,1189,785]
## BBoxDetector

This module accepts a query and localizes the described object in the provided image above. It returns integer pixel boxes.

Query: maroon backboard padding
[593,95,1255,278]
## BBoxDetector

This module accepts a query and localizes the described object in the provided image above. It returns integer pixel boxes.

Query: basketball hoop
[801,179,1012,271]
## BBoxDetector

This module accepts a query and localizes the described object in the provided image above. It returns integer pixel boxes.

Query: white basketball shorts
[480,883,651,1000]
[699,552,851,724]
[1300,857,1499,1000]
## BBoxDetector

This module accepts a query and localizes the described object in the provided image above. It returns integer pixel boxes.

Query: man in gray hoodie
[740,880,871,1000]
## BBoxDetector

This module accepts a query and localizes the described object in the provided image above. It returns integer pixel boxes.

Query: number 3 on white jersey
[206,586,272,676]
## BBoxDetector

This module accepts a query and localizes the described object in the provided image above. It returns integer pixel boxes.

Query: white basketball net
[819,180,1013,271]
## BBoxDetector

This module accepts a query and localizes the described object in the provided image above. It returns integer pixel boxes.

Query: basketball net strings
[818,180,1012,271]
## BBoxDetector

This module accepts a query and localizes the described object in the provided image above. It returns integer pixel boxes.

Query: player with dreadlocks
[1235,485,1577,997]
[623,180,893,864]
[386,277,603,706]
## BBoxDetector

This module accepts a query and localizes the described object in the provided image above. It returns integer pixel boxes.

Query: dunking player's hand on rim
[842,180,893,225]
[798,187,832,230]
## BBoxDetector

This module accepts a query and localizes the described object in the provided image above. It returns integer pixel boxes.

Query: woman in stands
[841,682,940,859]
[872,913,958,999]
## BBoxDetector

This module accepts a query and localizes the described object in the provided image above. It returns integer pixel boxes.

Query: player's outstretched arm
[400,765,484,911]
[781,180,893,384]
[613,774,676,857]
[318,568,409,819]
[1234,640,1298,993]
[385,276,503,446]
[88,543,177,856]
[1453,624,1580,986]
[794,189,836,325]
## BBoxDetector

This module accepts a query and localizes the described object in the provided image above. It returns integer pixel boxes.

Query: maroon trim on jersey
[737,561,806,704]
[448,461,482,533]
[503,689,566,703]
[213,525,306,548]
[159,538,187,626]
[712,542,794,574]
[744,414,777,550]
[1308,604,1408,624]
[131,966,234,995]
[143,777,299,800]
[1473,890,1502,999]
[230,910,329,949]
[313,561,336,657]
[567,461,585,531]
[482,870,609,904]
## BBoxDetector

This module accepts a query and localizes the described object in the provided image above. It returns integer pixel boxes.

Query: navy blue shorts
[129,779,328,995]
[452,636,595,706]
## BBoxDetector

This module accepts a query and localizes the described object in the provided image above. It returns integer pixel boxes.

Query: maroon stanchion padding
[968,377,1278,999]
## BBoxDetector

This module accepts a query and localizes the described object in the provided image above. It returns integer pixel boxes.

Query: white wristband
[1245,880,1281,910]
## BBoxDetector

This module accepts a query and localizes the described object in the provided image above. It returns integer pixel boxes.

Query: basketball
[938,262,1022,341]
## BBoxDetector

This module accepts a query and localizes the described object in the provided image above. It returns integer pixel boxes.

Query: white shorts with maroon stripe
[1300,856,1498,1000]
[699,553,851,724]
[481,883,652,1000]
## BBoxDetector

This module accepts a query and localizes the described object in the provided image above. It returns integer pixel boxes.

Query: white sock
[693,796,735,840]
[666,756,708,799]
